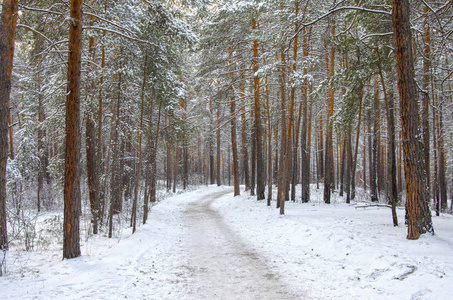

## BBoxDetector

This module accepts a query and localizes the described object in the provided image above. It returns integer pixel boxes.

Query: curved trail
[182,189,301,299]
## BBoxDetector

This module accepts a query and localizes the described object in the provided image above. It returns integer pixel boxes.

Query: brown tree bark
[370,78,379,202]
[240,79,250,191]
[37,73,45,212]
[422,6,431,196]
[110,71,123,216]
[229,47,240,196]
[277,51,288,212]
[252,17,265,200]
[63,0,83,258]
[132,51,148,233]
[216,100,221,186]
[324,18,335,204]
[0,0,18,251]
[290,2,300,203]
[173,143,179,193]
[392,0,433,239]
[264,63,272,205]
[436,94,447,212]
[85,11,100,234]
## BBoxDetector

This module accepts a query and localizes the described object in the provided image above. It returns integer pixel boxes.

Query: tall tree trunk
[0,0,18,251]
[240,79,250,191]
[345,131,352,203]
[173,143,179,193]
[277,51,289,214]
[386,90,398,226]
[422,6,431,197]
[377,53,398,225]
[252,17,265,200]
[370,78,379,202]
[301,25,312,197]
[290,3,300,202]
[265,66,272,205]
[250,107,256,196]
[85,12,100,235]
[216,100,221,186]
[324,15,335,204]
[437,97,447,212]
[132,51,148,233]
[229,47,240,196]
[432,95,439,216]
[392,0,433,239]
[110,71,122,216]
[63,0,83,258]
[86,114,100,234]
[37,73,44,212]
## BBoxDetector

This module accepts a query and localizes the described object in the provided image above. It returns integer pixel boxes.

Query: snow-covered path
[2,185,453,299]
[182,189,300,299]
[1,186,303,300]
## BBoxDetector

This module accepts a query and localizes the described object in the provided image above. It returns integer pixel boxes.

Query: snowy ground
[1,185,452,299]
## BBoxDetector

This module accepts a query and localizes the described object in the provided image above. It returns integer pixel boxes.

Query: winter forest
[1,0,453,298]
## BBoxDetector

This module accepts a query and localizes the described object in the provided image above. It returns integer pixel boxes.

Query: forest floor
[1,185,453,299]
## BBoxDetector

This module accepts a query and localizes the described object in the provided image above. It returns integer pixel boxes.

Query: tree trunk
[86,114,100,234]
[290,3,300,203]
[216,100,221,186]
[173,143,179,193]
[240,79,250,191]
[422,6,431,196]
[392,0,433,239]
[324,18,335,204]
[37,73,44,212]
[229,47,240,196]
[437,98,447,212]
[132,50,148,233]
[0,0,19,251]
[387,91,398,226]
[85,13,100,235]
[265,67,272,205]
[370,78,379,202]
[252,17,265,200]
[63,0,83,258]
[110,71,122,215]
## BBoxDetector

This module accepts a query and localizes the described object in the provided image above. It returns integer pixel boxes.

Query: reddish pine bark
[392,0,433,239]
[0,0,19,251]
[64,0,83,258]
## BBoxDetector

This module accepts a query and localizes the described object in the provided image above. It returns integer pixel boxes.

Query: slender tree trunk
[85,12,100,234]
[37,73,44,212]
[63,0,83,258]
[432,96,439,216]
[265,67,272,205]
[345,131,352,203]
[132,51,148,233]
[301,75,313,202]
[150,104,161,204]
[422,6,431,196]
[252,17,265,200]
[277,51,289,213]
[290,3,300,202]
[216,100,221,186]
[392,0,433,239]
[370,78,379,202]
[229,47,240,196]
[324,16,335,204]
[240,80,250,191]
[0,0,19,251]
[110,71,122,216]
[437,98,447,212]
[173,143,179,193]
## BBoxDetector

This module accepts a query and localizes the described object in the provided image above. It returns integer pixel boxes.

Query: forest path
[181,188,301,300]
